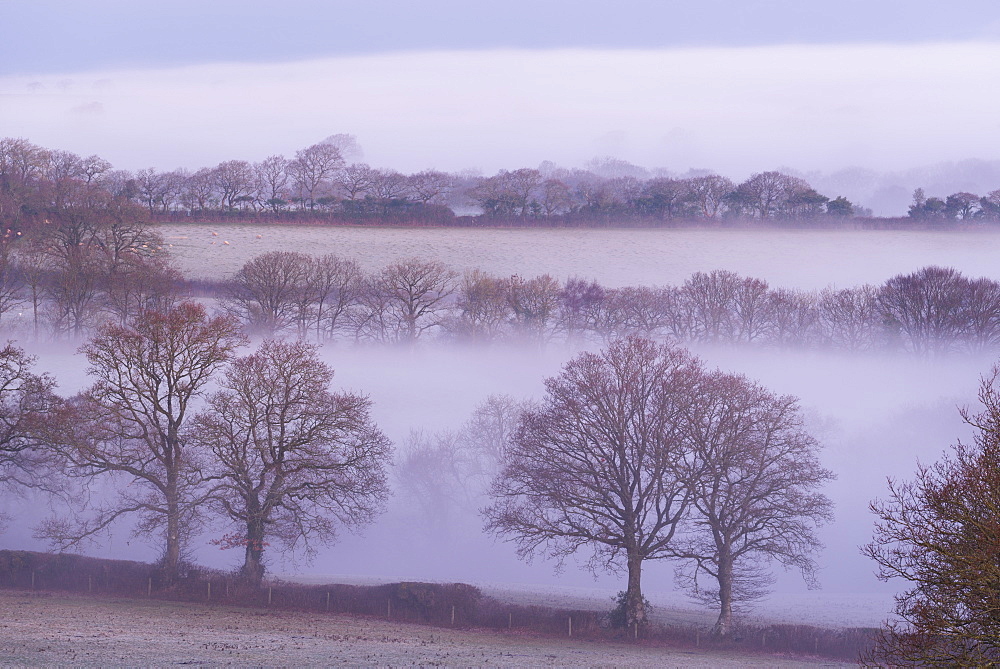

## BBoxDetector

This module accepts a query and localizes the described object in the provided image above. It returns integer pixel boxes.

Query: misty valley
[4,139,1000,663]
[0,215,998,659]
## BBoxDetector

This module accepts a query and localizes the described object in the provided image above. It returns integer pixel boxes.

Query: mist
[1,327,989,628]
[2,43,999,184]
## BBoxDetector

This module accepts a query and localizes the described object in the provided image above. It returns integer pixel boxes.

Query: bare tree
[334,163,376,201]
[399,395,527,539]
[732,276,771,343]
[255,155,290,212]
[288,143,344,210]
[397,429,475,536]
[38,303,245,579]
[12,238,50,340]
[817,285,881,352]
[0,345,58,513]
[539,178,573,216]
[320,133,363,162]
[557,277,604,343]
[681,270,740,343]
[211,160,255,212]
[764,288,819,347]
[688,174,735,219]
[449,270,512,343]
[962,277,1000,353]
[225,251,313,336]
[192,339,390,586]
[877,266,969,355]
[406,170,455,205]
[469,169,543,217]
[80,154,113,185]
[506,274,561,344]
[308,254,363,341]
[180,168,217,213]
[463,394,527,481]
[0,241,25,327]
[730,171,809,220]
[638,177,693,220]
[594,286,673,341]
[360,258,457,344]
[101,253,183,325]
[674,371,833,637]
[484,338,702,629]
[368,168,408,201]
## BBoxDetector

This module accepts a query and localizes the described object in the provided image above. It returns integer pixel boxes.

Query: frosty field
[0,590,838,667]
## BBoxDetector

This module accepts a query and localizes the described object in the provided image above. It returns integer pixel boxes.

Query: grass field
[0,589,843,667]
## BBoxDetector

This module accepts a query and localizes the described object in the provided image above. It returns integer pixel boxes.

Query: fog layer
[2,337,984,628]
[2,44,998,179]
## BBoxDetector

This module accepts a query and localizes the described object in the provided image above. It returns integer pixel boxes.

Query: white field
[0,590,838,667]
[156,221,1000,289]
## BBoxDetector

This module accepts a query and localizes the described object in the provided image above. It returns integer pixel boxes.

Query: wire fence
[0,549,874,660]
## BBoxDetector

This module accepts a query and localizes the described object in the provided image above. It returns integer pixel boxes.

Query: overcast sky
[3,1,1000,177]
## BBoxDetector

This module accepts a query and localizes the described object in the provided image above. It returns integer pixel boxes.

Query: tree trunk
[626,551,647,629]
[241,518,266,587]
[163,486,181,583]
[714,552,734,637]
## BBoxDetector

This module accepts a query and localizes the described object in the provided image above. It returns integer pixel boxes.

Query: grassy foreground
[0,589,841,667]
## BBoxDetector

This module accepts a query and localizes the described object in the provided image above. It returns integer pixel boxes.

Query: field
[0,589,838,666]
[154,221,1000,289]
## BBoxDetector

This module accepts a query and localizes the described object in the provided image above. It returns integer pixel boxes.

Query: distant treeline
[14,134,1000,228]
[11,135,1000,230]
[0,221,995,356]
[2,133,1000,347]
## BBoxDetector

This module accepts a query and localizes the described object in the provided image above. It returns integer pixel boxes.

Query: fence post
[508,612,512,630]
[326,591,330,611]
[31,570,35,590]
[268,586,272,606]
[88,575,92,593]
[148,577,152,598]
[387,600,391,619]
[451,605,455,626]
[207,581,211,600]
[634,622,638,640]
[568,616,572,637]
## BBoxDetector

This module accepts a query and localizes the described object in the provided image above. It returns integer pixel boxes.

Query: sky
[3,1,1000,180]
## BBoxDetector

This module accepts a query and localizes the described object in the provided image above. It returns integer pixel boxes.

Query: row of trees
[2,136,864,224]
[467,166,858,221]
[0,305,831,637]
[908,187,1000,222]
[222,253,1000,356]
[0,200,994,357]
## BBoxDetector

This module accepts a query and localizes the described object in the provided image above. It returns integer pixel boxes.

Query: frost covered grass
[0,589,836,667]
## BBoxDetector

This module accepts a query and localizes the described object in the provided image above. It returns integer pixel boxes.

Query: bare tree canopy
[37,303,246,579]
[484,337,703,629]
[398,394,527,536]
[674,371,834,637]
[193,339,391,586]
[225,250,313,336]
[863,367,1000,665]
[484,337,832,634]
[0,345,58,518]
[358,258,457,343]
